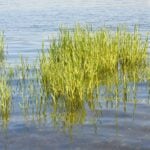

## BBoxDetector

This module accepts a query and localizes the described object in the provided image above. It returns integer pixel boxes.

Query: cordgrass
[0,25,149,131]
[38,25,149,129]
[0,34,12,129]
[0,78,11,127]
[40,25,148,105]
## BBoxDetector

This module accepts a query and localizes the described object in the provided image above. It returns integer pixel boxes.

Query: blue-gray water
[0,0,150,64]
[0,0,150,150]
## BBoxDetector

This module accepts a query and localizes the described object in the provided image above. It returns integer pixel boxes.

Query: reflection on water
[1,79,150,149]
[5,59,148,135]
[1,68,150,149]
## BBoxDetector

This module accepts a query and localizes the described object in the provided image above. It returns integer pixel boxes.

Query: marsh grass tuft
[37,25,149,130]
[0,25,148,132]
[0,34,12,129]
[0,78,11,127]
[40,25,148,104]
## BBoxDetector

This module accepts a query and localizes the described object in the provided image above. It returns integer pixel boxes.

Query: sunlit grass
[37,25,149,130]
[0,78,11,127]
[0,25,149,132]
[40,25,148,105]
[0,34,12,129]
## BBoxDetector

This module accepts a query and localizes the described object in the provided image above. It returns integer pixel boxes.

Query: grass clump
[0,78,11,125]
[40,25,148,107]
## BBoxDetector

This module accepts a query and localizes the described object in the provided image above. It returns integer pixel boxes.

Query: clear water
[0,0,150,149]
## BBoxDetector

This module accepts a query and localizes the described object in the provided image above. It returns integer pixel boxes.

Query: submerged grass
[40,25,148,105]
[0,25,149,132]
[0,34,12,129]
[0,78,11,127]
[38,25,149,130]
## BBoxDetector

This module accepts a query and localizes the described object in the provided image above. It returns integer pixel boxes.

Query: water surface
[0,0,150,150]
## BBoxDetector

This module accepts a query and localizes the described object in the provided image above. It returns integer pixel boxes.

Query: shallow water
[0,0,150,64]
[1,102,150,150]
[0,0,150,149]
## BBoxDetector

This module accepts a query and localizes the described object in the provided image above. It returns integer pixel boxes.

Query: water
[0,0,150,64]
[0,0,150,149]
